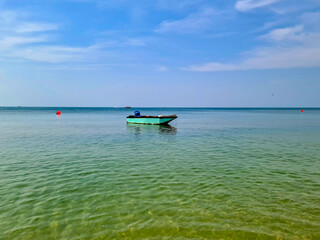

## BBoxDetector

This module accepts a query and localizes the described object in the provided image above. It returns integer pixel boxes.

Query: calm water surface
[0,108,319,239]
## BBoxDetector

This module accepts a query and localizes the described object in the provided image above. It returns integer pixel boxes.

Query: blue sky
[0,0,319,107]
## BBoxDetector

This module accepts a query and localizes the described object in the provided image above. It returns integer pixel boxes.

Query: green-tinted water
[0,108,319,239]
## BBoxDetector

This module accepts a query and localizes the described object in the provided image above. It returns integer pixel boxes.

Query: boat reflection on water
[127,124,177,136]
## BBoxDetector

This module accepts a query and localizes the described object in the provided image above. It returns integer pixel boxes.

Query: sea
[0,107,319,239]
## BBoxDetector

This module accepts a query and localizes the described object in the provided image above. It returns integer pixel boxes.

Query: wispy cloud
[235,0,280,12]
[0,10,57,43]
[0,7,145,64]
[260,25,305,42]
[0,9,93,64]
[15,23,58,33]
[185,6,320,72]
[0,36,49,49]
[155,8,216,33]
[269,1,320,15]
[7,45,102,63]
[0,10,58,32]
[185,23,320,71]
[185,45,320,71]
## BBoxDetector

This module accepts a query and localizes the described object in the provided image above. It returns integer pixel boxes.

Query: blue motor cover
[134,111,141,117]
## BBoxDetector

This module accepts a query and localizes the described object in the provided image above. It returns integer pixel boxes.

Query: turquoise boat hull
[127,115,177,125]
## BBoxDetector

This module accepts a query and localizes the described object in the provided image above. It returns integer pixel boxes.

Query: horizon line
[1,106,319,109]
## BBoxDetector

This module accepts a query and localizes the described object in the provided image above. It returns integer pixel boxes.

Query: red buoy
[56,111,61,115]
[301,110,303,112]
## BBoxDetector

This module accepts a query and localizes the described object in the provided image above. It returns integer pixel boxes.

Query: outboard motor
[134,111,141,117]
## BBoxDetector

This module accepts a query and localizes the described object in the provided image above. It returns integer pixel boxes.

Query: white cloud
[1,40,113,63]
[155,8,216,33]
[15,23,58,33]
[0,9,100,63]
[184,25,320,71]
[0,10,58,32]
[8,46,91,63]
[0,5,149,65]
[0,9,58,49]
[185,46,320,71]
[235,0,280,12]
[253,19,285,33]
[0,36,49,49]
[260,25,304,41]
[269,1,320,15]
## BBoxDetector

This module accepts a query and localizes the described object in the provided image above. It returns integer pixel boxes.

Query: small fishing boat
[127,111,177,125]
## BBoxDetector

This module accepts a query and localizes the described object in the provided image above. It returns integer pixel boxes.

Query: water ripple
[1,108,320,239]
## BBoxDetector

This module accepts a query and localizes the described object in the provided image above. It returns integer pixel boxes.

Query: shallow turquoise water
[0,108,319,239]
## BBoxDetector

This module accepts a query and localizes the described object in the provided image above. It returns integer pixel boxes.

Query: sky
[0,0,319,107]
